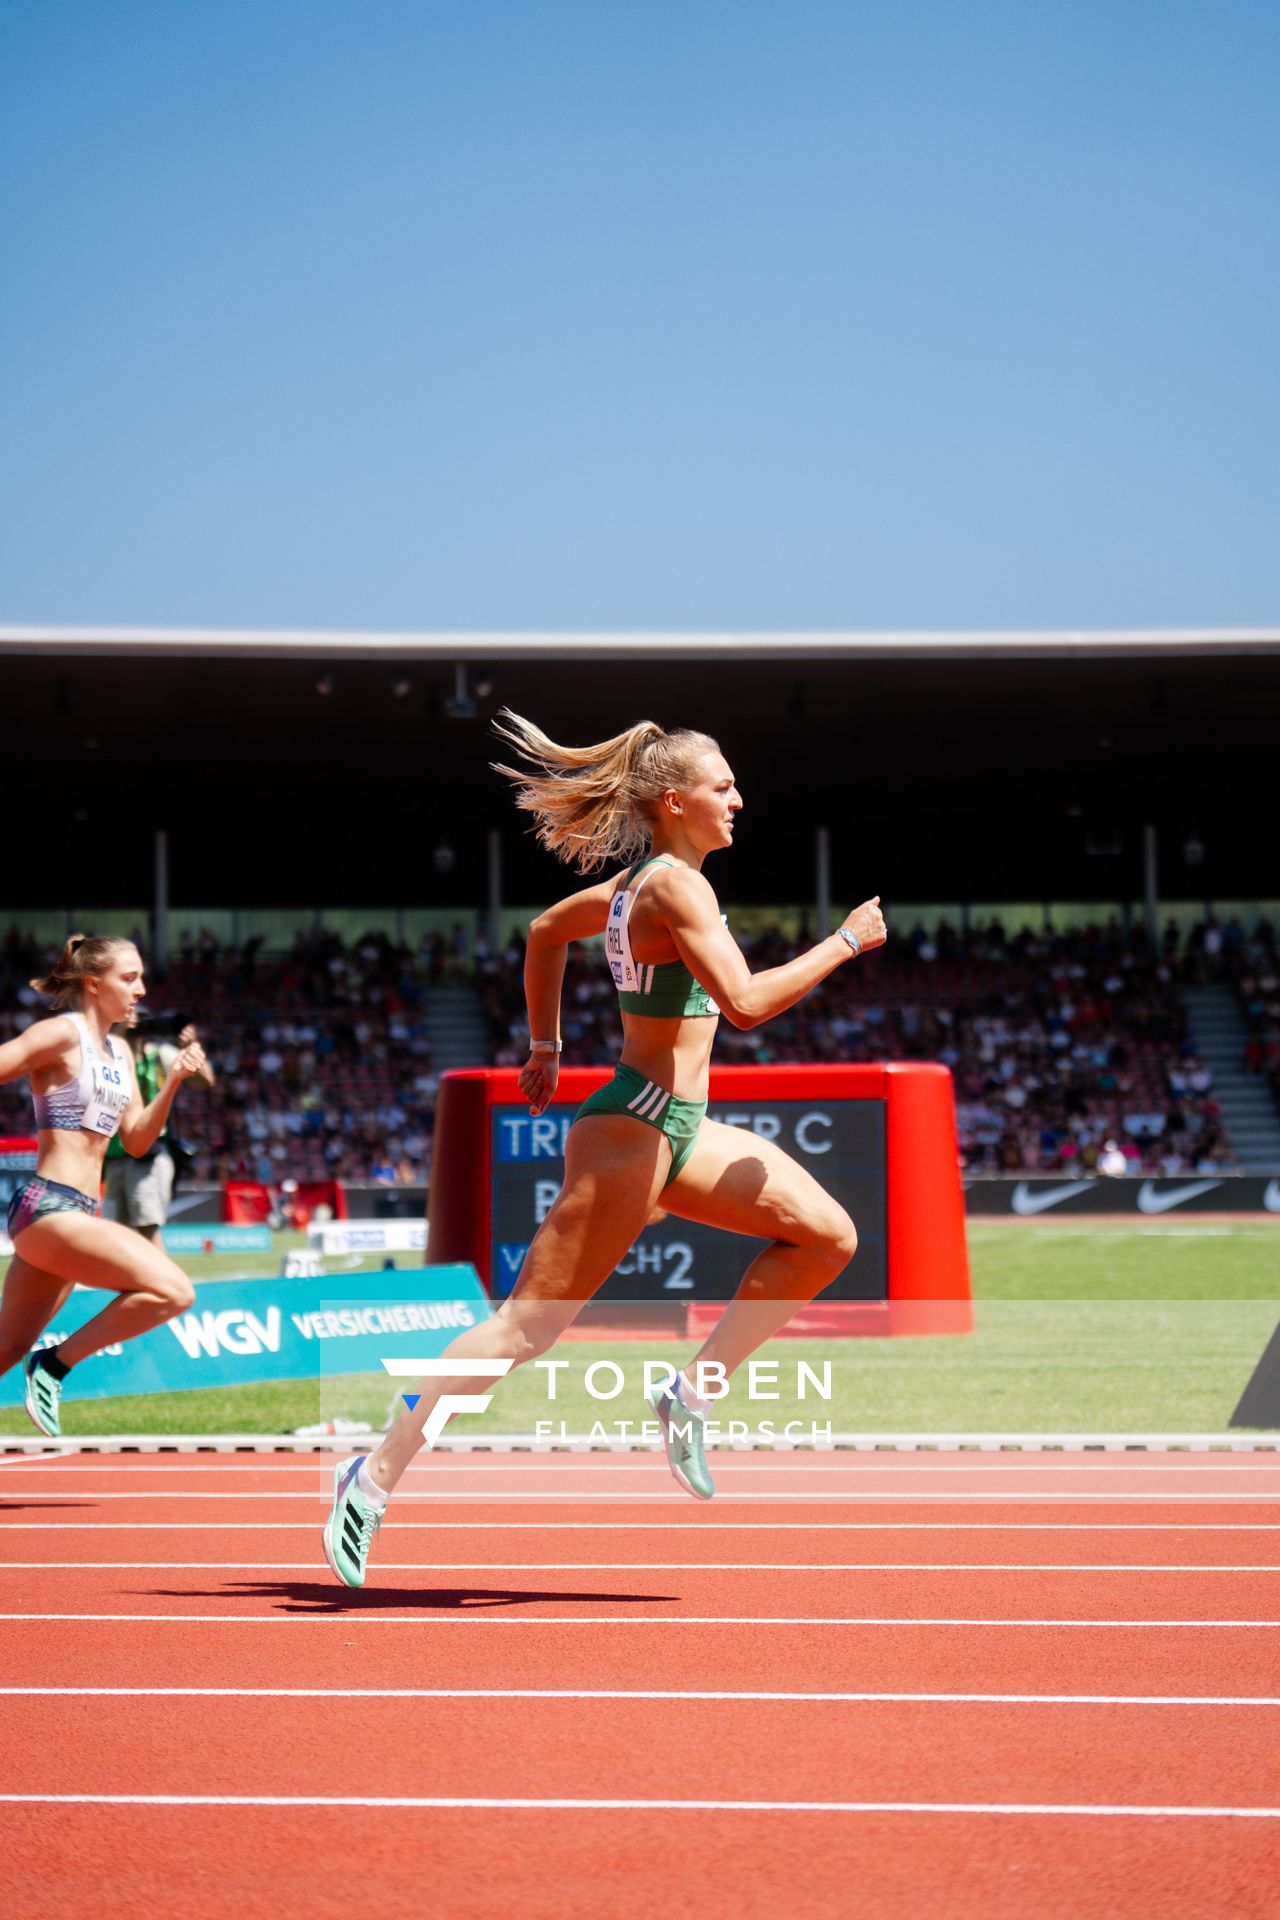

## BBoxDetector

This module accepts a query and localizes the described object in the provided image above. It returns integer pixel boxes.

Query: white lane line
[4,1490,1279,1503]
[1,1793,1277,1817]
[14,1466,1280,1482]
[3,1561,1277,1573]
[2,1686,1276,1706]
[17,1452,1280,1469]
[1,1613,1276,1627]
[4,1521,1279,1533]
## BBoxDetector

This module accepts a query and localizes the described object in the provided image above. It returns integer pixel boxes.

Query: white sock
[356,1458,388,1510]
[676,1369,713,1418]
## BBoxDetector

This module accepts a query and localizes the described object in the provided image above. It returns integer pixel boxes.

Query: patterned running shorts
[6,1175,100,1241]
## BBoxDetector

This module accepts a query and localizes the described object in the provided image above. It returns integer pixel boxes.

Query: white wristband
[530,1039,562,1054]
[837,928,862,957]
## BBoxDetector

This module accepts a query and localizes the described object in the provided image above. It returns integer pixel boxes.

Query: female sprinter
[323,714,885,1585]
[0,935,207,1436]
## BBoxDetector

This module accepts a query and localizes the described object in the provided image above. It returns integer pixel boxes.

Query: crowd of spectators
[1210,917,1280,1117]
[481,915,1263,1177]
[2,912,1275,1185]
[0,925,443,1187]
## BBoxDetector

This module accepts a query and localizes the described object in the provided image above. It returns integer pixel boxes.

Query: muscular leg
[663,1118,858,1381]
[12,1214,195,1368]
[0,1254,77,1379]
[367,1115,671,1494]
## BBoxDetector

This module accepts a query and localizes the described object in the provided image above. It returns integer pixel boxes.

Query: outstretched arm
[517,876,616,1115]
[666,871,885,1030]
[0,1016,76,1088]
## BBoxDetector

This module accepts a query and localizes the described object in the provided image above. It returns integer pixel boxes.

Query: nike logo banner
[1009,1181,1091,1216]
[966,1176,1268,1216]
[1136,1179,1225,1214]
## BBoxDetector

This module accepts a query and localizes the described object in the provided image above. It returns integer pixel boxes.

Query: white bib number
[85,1057,129,1138]
[606,892,637,990]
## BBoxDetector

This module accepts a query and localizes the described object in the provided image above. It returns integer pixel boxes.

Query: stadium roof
[2,635,1276,908]
[2,625,1279,662]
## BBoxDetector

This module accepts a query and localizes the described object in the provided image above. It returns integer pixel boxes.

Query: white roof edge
[1,626,1278,662]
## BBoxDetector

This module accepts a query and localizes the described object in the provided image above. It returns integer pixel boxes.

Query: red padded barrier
[884,1061,973,1332]
[427,1063,971,1335]
[224,1181,272,1225]
[223,1178,347,1227]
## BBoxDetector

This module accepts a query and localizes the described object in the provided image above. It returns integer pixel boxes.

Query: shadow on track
[0,1500,98,1511]
[149,1580,682,1614]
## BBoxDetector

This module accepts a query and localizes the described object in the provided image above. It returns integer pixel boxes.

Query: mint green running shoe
[322,1454,384,1588]
[648,1382,715,1501]
[24,1355,62,1439]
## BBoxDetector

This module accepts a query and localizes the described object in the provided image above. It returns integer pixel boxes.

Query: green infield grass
[2,1218,1277,1438]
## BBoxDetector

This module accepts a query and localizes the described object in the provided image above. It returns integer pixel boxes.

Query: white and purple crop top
[32,1012,132,1139]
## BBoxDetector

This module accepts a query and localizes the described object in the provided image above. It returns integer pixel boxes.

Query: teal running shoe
[648,1381,715,1501]
[24,1355,62,1439]
[321,1454,384,1588]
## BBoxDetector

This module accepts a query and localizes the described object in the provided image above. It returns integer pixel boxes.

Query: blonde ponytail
[492,709,719,873]
[30,933,133,1011]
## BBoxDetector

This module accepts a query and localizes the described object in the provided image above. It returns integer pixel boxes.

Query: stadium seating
[3,915,1273,1183]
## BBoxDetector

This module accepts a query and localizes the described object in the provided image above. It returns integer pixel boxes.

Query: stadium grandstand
[483,910,1266,1175]
[1,907,1273,1186]
[2,626,1278,1196]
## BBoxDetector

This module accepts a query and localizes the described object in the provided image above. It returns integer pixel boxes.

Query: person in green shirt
[104,1015,216,1240]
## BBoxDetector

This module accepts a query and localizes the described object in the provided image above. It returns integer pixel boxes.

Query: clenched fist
[841,896,887,954]
[168,1043,209,1085]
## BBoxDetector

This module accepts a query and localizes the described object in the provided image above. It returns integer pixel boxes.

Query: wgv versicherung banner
[0,1266,491,1405]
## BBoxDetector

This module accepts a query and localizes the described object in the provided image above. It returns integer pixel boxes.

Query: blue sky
[2,0,1276,629]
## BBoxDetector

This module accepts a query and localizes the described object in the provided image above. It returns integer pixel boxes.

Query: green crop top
[604,858,720,1018]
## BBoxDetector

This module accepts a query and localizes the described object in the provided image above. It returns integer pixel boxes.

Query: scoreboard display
[427,1065,971,1329]
[490,1096,886,1301]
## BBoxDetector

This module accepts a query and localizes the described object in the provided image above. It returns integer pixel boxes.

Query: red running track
[1,1449,1278,1919]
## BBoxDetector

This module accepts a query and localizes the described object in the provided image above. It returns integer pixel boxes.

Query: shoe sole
[23,1368,58,1440]
[321,1458,362,1588]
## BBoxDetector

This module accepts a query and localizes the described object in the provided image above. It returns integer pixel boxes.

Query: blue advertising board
[0,1265,490,1406]
[160,1225,274,1254]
